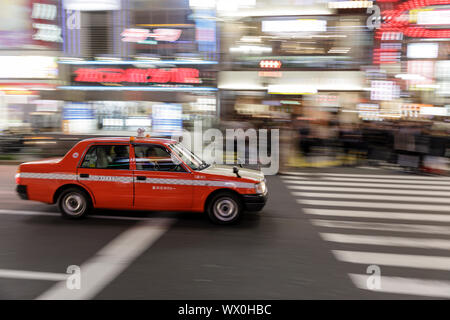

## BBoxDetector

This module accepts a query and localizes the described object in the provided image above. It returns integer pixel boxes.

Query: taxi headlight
[255,181,266,194]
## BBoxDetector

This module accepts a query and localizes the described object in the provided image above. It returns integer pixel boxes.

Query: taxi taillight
[15,168,21,184]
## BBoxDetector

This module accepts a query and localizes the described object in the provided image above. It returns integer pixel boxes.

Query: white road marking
[283,172,450,298]
[324,177,450,185]
[293,192,450,204]
[321,233,450,250]
[304,208,450,222]
[281,172,312,176]
[323,173,450,180]
[0,269,68,281]
[36,218,174,300]
[287,185,450,197]
[348,274,450,299]
[0,190,15,194]
[0,209,59,218]
[281,176,309,180]
[298,199,450,211]
[282,175,450,185]
[0,209,163,221]
[283,172,450,180]
[311,219,450,235]
[333,250,450,271]
[282,179,450,190]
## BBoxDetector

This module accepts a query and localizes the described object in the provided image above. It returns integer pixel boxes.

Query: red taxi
[15,137,268,224]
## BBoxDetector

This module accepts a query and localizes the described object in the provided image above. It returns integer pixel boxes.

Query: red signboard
[74,68,201,84]
[259,60,282,69]
[376,0,450,39]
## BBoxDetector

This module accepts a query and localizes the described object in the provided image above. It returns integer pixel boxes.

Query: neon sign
[121,28,182,43]
[259,60,282,69]
[376,0,450,39]
[74,68,201,84]
[31,2,62,43]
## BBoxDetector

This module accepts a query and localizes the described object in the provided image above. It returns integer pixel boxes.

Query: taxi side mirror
[233,166,241,178]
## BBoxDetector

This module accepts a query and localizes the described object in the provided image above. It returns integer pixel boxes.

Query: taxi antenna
[137,128,145,137]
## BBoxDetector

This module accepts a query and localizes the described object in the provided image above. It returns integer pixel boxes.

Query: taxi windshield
[169,143,209,171]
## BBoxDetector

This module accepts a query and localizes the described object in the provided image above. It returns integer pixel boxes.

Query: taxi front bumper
[242,192,268,212]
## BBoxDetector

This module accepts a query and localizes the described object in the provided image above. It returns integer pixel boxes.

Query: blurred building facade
[56,0,219,136]
[0,0,449,139]
[216,0,373,129]
[0,0,61,134]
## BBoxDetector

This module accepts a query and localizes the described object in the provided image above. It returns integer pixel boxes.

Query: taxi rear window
[81,145,130,170]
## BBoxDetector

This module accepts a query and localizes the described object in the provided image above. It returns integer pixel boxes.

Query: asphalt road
[0,165,449,299]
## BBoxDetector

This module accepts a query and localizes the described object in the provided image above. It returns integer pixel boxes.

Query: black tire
[58,188,91,219]
[206,191,243,225]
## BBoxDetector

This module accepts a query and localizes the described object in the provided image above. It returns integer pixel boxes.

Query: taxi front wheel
[58,188,91,219]
[207,192,243,225]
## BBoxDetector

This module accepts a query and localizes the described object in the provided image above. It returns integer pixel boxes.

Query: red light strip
[376,0,450,39]
[259,60,282,69]
[74,68,200,84]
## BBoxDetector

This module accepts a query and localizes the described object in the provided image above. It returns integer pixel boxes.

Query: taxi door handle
[136,176,146,181]
[80,173,89,178]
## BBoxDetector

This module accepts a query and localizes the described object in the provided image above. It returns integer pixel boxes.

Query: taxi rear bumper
[242,192,268,212]
[16,185,28,200]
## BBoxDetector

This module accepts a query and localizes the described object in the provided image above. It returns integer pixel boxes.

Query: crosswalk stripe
[284,172,450,298]
[283,172,450,180]
[348,274,450,299]
[333,250,450,271]
[282,175,450,185]
[282,179,450,190]
[281,176,311,179]
[298,199,450,211]
[311,219,450,235]
[304,208,450,222]
[323,177,450,185]
[287,185,450,197]
[321,233,450,250]
[293,192,450,204]
[281,172,312,176]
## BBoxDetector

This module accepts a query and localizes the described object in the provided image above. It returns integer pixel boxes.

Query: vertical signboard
[151,104,182,137]
[62,102,96,134]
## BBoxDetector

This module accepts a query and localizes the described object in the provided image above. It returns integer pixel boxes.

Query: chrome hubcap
[64,193,85,216]
[214,198,238,221]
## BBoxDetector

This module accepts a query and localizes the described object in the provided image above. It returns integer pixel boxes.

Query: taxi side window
[134,145,185,172]
[80,145,130,170]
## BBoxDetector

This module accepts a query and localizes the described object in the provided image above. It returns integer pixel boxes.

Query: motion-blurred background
[0,0,449,173]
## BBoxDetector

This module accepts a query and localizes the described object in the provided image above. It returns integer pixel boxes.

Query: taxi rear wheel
[207,192,242,225]
[58,188,90,219]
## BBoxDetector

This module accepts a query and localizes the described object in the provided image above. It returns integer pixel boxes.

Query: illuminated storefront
[369,0,450,121]
[216,1,373,123]
[0,0,62,134]
[53,0,219,135]
[57,59,218,135]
